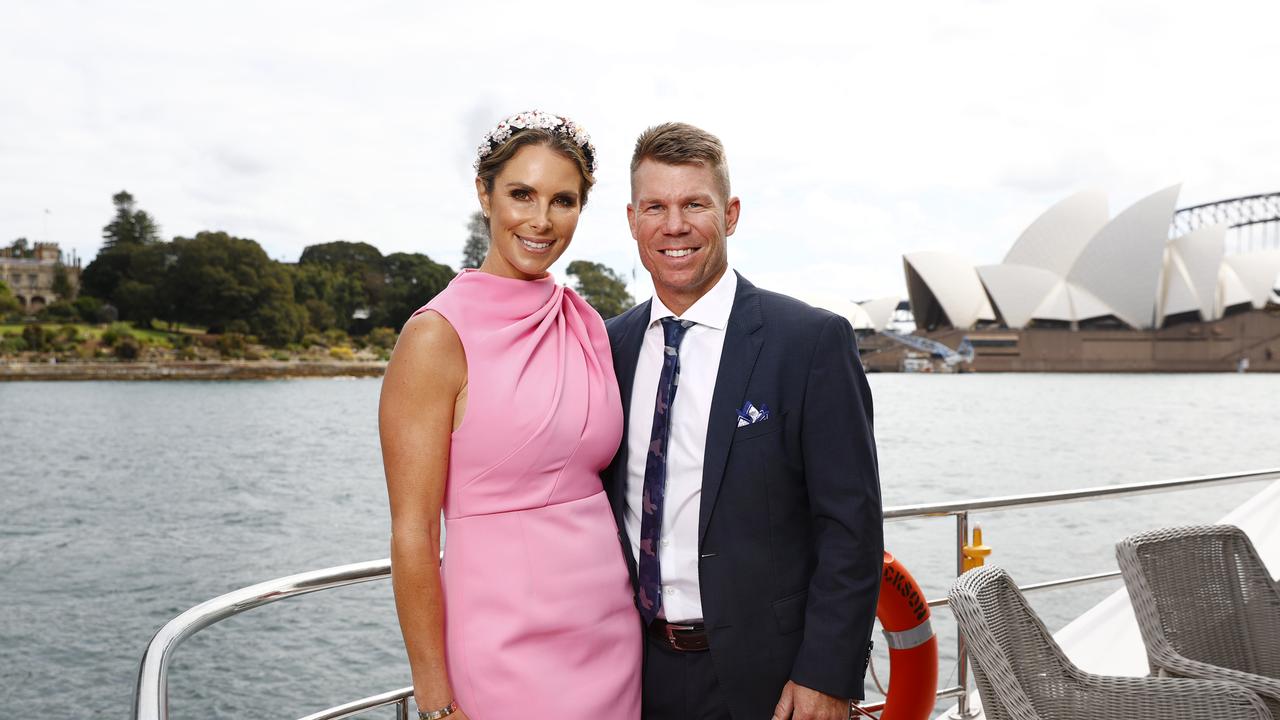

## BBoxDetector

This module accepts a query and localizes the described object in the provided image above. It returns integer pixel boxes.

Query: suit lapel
[608,300,650,529]
[699,274,764,545]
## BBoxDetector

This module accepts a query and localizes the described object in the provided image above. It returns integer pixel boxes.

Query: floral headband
[473,109,598,174]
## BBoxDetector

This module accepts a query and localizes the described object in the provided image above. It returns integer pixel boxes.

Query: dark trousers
[642,632,734,720]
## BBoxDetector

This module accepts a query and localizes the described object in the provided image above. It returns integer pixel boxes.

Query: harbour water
[2,374,1277,718]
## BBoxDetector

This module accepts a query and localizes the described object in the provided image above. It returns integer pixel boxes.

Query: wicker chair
[948,565,1271,719]
[1117,524,1280,718]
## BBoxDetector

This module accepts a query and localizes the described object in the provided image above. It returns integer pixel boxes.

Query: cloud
[1,0,1277,304]
[209,145,271,179]
[1000,149,1116,195]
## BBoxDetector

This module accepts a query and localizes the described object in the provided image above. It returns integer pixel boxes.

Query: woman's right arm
[379,311,468,717]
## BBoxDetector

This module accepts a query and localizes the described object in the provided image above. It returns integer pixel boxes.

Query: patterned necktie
[638,317,694,625]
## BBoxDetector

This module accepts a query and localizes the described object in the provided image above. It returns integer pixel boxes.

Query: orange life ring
[869,551,938,720]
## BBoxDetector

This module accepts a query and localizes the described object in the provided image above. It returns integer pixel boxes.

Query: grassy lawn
[2,321,391,363]
[0,322,206,344]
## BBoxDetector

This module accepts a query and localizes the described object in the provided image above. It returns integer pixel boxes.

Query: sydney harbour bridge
[1173,192,1280,253]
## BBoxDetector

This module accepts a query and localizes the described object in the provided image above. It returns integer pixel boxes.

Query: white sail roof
[903,252,996,329]
[801,293,875,330]
[1004,190,1111,276]
[1161,268,1201,319]
[1030,280,1115,322]
[1223,250,1280,309]
[1065,185,1182,329]
[1160,224,1227,323]
[976,263,1062,329]
[856,296,900,332]
[1218,264,1254,314]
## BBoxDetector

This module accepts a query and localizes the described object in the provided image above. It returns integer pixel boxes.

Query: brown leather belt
[647,619,709,652]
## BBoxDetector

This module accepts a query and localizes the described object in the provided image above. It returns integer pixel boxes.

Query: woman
[379,111,641,720]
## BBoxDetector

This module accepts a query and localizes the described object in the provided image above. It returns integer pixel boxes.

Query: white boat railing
[132,467,1280,720]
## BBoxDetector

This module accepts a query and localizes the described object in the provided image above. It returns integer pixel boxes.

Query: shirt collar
[647,266,737,331]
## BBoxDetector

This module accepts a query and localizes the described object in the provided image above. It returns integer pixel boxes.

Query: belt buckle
[663,622,697,647]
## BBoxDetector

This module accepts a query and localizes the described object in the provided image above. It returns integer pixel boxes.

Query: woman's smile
[517,234,554,252]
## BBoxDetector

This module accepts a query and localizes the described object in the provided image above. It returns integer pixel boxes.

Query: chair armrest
[1075,672,1272,719]
[1157,652,1280,703]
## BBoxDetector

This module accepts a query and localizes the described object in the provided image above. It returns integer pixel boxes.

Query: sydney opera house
[856,187,1280,372]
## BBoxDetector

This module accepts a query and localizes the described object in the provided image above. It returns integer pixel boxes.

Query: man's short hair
[630,122,731,200]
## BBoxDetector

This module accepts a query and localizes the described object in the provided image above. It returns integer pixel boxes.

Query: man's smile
[659,247,700,258]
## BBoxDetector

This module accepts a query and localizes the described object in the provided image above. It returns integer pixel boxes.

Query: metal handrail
[294,686,413,720]
[884,467,1280,520]
[132,468,1280,720]
[925,569,1122,608]
[133,559,393,720]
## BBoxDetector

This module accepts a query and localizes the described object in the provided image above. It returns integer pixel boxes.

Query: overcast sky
[3,0,1278,302]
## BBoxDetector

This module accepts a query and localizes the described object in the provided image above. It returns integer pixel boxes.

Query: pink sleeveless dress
[415,269,641,719]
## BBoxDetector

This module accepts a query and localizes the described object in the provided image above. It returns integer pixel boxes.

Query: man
[604,122,884,720]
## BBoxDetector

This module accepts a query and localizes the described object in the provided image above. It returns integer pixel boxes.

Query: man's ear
[475,178,491,219]
[724,196,741,237]
[626,203,639,240]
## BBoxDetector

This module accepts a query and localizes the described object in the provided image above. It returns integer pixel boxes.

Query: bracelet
[417,700,457,719]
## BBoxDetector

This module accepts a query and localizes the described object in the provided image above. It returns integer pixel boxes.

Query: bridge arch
[1173,192,1280,253]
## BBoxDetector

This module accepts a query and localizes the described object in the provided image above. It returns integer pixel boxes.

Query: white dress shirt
[625,267,737,623]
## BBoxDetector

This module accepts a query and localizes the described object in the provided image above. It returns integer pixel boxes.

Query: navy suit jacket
[604,272,883,718]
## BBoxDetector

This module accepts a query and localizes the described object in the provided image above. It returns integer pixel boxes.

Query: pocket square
[736,401,770,428]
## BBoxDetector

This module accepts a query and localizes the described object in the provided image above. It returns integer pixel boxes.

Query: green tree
[298,240,384,271]
[22,324,49,351]
[9,238,30,257]
[102,191,161,249]
[566,260,634,319]
[291,262,366,332]
[37,300,78,322]
[80,247,131,303]
[252,298,309,346]
[115,278,161,325]
[164,231,304,345]
[299,240,387,324]
[81,241,174,325]
[72,295,102,322]
[0,279,19,315]
[461,211,489,269]
[377,252,454,330]
[79,242,174,324]
[52,262,74,299]
[82,191,168,320]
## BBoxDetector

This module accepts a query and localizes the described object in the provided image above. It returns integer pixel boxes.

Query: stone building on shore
[0,242,81,313]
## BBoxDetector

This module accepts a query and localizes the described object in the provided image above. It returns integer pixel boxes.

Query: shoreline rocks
[0,360,387,381]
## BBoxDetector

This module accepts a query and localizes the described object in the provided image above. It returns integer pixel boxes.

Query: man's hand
[772,680,849,720]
